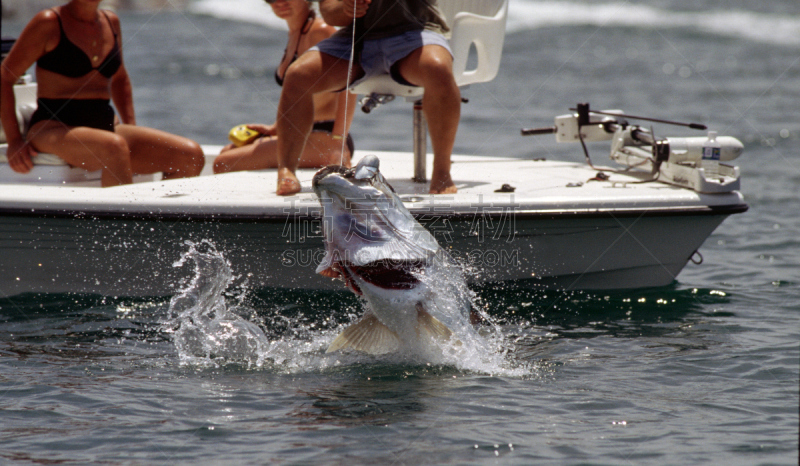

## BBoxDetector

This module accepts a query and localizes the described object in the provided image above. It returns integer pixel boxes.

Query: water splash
[166,240,271,368]
[398,256,525,376]
[164,241,531,377]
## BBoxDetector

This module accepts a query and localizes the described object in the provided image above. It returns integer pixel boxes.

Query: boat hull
[0,205,737,297]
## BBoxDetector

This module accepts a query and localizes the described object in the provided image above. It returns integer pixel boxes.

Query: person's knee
[104,134,130,155]
[419,53,456,87]
[164,140,204,177]
[282,62,319,96]
[182,140,205,176]
[97,135,131,170]
[212,157,229,174]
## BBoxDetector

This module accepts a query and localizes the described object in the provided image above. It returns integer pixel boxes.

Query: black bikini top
[37,9,122,79]
[274,11,315,87]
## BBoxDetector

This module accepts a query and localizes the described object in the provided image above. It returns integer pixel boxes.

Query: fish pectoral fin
[326,313,400,355]
[415,303,458,345]
[318,266,341,279]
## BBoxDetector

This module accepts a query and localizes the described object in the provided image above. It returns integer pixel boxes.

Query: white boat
[0,0,747,297]
[0,103,748,297]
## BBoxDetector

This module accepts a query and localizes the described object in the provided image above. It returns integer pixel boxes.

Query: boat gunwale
[0,203,748,222]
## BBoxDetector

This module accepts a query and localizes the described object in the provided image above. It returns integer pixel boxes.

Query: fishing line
[339,1,358,164]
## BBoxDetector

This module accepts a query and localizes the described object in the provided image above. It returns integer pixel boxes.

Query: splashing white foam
[164,241,531,377]
[166,240,271,368]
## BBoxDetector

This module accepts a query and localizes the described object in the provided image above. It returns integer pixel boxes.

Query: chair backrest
[349,0,509,98]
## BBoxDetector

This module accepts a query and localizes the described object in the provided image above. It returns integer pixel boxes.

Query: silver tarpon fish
[312,155,473,355]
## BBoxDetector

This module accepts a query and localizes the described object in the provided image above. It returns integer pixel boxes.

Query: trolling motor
[521,103,744,193]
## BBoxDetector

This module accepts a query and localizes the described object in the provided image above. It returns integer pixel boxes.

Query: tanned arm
[0,11,55,172]
[106,13,135,125]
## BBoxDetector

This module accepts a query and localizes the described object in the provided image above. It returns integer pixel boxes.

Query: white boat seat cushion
[0,151,68,166]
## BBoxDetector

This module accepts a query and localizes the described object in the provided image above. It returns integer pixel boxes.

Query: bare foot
[276,172,301,196]
[429,171,457,194]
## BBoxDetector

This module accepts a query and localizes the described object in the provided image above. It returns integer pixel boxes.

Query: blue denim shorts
[310,29,452,87]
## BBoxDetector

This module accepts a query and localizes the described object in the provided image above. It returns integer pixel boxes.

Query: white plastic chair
[348,0,509,181]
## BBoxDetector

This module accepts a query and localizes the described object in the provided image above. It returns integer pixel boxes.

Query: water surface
[1,0,798,463]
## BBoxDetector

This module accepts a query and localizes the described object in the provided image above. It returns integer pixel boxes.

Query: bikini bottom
[28,98,115,132]
[311,120,355,155]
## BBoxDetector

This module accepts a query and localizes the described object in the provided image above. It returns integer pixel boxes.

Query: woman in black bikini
[213,0,356,176]
[1,0,204,187]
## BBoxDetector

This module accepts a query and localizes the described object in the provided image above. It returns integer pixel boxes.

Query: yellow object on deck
[228,125,260,147]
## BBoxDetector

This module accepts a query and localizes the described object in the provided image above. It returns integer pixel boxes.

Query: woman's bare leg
[214,137,276,174]
[116,124,204,179]
[213,132,350,174]
[28,121,134,186]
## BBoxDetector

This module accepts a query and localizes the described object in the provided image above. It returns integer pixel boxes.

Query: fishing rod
[568,106,707,130]
[521,103,707,136]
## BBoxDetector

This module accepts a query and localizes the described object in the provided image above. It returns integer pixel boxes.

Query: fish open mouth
[348,260,425,290]
[314,155,432,293]
[330,259,425,296]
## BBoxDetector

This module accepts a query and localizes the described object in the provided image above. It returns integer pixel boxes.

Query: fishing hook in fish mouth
[312,164,379,190]
[311,165,350,188]
[313,155,383,193]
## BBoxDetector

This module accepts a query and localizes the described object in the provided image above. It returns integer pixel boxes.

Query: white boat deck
[0,147,744,219]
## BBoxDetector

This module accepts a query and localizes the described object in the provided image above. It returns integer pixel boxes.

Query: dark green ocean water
[1,1,798,463]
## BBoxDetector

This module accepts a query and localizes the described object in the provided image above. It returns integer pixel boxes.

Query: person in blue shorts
[274,0,460,195]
